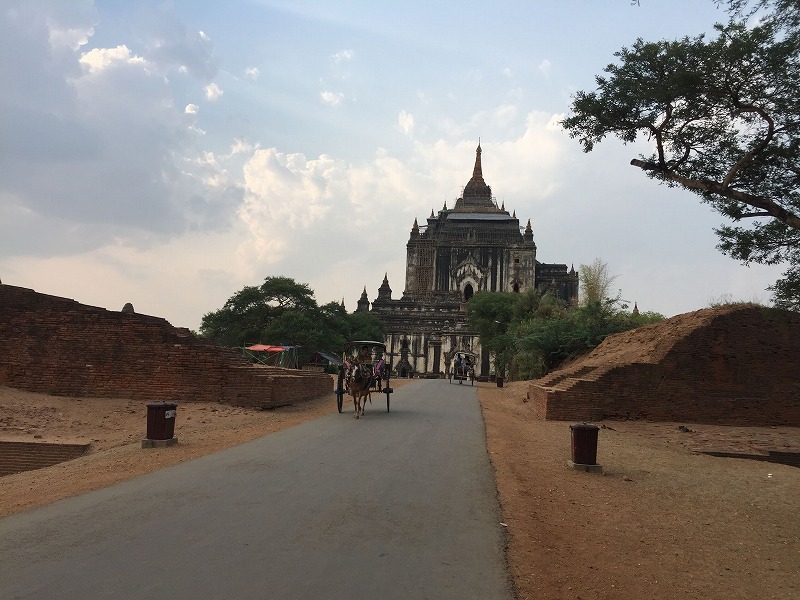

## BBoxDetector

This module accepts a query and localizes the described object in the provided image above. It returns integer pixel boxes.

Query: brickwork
[0,285,332,408]
[528,306,800,426]
[0,441,90,476]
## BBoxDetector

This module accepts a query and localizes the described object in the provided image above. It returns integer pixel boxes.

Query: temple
[358,143,578,377]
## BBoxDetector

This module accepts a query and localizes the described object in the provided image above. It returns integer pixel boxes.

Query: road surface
[0,379,514,599]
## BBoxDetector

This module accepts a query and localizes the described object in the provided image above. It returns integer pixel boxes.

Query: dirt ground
[2,380,799,599]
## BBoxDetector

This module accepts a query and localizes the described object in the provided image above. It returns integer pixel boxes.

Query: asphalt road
[0,379,515,599]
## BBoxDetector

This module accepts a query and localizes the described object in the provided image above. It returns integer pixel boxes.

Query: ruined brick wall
[0,285,332,408]
[529,306,800,426]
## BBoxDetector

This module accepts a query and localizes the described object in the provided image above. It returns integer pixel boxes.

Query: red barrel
[146,402,177,440]
[570,423,599,465]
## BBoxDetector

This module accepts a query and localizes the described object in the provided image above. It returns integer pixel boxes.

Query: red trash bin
[570,423,599,465]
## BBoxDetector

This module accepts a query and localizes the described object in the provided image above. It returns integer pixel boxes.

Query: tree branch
[630,159,800,230]
[722,103,775,188]
[739,211,774,218]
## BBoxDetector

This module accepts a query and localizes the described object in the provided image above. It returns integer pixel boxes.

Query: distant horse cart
[449,351,477,385]
[335,341,393,417]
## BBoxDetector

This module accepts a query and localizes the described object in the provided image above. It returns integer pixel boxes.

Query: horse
[348,362,373,419]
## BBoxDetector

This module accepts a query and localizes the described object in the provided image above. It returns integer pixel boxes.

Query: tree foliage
[562,0,800,311]
[465,291,519,377]
[467,287,664,381]
[199,276,385,365]
[579,258,619,305]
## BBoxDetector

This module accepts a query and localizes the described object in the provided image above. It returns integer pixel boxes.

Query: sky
[0,0,785,331]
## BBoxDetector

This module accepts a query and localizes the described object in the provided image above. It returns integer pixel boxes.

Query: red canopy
[245,344,290,352]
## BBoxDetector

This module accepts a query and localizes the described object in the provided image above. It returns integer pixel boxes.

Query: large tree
[562,1,800,310]
[200,276,384,364]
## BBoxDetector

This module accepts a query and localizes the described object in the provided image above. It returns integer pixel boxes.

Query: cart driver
[356,345,371,364]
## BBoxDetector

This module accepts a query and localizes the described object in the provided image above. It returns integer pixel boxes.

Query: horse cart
[449,351,477,385]
[336,341,393,415]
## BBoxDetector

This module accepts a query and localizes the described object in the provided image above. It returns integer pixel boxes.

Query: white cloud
[136,16,217,81]
[492,105,518,129]
[547,112,566,130]
[241,149,341,231]
[229,138,255,155]
[49,26,94,50]
[204,82,223,101]
[538,59,552,77]
[398,110,414,137]
[245,66,259,80]
[79,45,146,74]
[321,90,344,106]
[185,103,199,114]
[332,49,354,63]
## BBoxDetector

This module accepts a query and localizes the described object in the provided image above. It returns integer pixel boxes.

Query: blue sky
[0,0,784,330]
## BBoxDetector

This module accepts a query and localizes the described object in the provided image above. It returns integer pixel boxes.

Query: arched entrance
[464,283,474,301]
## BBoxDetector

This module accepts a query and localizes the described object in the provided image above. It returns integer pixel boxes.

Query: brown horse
[348,363,372,419]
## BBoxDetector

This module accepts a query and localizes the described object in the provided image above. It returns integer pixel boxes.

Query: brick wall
[529,306,800,426]
[0,285,332,408]
[0,441,90,476]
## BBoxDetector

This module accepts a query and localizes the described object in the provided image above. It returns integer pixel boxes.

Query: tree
[723,0,800,32]
[199,285,269,347]
[259,276,317,313]
[201,277,322,347]
[579,258,619,305]
[467,287,664,381]
[562,2,800,310]
[200,277,386,366]
[346,311,386,343]
[465,291,518,377]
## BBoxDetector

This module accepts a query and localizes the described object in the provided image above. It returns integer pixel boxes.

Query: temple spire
[377,272,392,300]
[452,139,497,212]
[356,286,370,312]
[472,141,483,182]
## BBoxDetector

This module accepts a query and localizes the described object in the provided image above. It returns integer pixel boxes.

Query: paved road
[0,379,514,599]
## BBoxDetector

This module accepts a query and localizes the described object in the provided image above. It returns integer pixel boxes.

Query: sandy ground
[2,380,799,599]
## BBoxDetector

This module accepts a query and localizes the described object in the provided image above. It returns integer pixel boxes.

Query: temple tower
[368,143,578,377]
